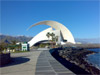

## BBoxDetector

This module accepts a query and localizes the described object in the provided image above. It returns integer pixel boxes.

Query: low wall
[0,53,11,67]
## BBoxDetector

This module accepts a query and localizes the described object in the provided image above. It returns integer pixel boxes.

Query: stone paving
[35,50,75,75]
[0,49,75,75]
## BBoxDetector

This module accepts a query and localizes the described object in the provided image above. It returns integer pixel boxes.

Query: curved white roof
[28,28,53,47]
[28,20,75,45]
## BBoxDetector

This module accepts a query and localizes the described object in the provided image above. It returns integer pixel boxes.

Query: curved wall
[28,28,53,47]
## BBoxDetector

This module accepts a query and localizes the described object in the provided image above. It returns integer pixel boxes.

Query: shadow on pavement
[1,57,30,67]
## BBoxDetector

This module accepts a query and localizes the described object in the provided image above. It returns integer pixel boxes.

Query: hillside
[75,38,100,44]
[0,34,100,44]
[0,35,32,43]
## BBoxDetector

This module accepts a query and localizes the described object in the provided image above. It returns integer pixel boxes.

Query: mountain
[0,35,32,43]
[75,38,100,44]
[0,34,100,44]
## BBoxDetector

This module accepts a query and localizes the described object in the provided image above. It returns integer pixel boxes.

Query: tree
[16,43,21,51]
[11,40,17,45]
[0,42,8,54]
[50,33,55,48]
[46,32,58,48]
[7,40,17,51]
[46,32,51,47]
[55,36,58,45]
[50,33,55,43]
[46,32,50,41]
[0,43,5,54]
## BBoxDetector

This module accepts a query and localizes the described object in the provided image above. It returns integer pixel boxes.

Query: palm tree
[46,32,51,47]
[50,33,55,48]
[50,33,55,41]
[55,36,58,45]
[46,32,57,48]
[46,32,50,40]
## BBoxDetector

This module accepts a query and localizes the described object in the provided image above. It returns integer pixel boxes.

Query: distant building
[16,42,22,45]
[21,42,29,51]
[76,42,82,44]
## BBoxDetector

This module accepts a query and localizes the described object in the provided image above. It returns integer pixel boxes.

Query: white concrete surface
[28,27,62,47]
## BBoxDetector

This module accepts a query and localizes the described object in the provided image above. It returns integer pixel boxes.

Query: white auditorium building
[27,20,75,47]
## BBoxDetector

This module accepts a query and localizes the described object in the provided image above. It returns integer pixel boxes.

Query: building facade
[28,20,75,47]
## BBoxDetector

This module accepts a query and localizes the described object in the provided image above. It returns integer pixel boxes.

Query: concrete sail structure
[28,27,62,47]
[28,20,75,47]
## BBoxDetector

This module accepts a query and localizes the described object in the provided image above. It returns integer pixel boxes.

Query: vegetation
[0,40,22,54]
[39,43,49,48]
[0,42,8,54]
[46,32,50,40]
[46,32,59,48]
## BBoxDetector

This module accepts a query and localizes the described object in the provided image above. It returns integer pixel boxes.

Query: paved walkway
[35,51,75,75]
[0,49,75,75]
[0,50,42,75]
[37,48,49,50]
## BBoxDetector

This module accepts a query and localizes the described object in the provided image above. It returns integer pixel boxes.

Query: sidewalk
[35,50,75,75]
[0,49,75,75]
[0,50,42,75]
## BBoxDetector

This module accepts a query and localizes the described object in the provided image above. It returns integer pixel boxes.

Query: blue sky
[1,0,100,38]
